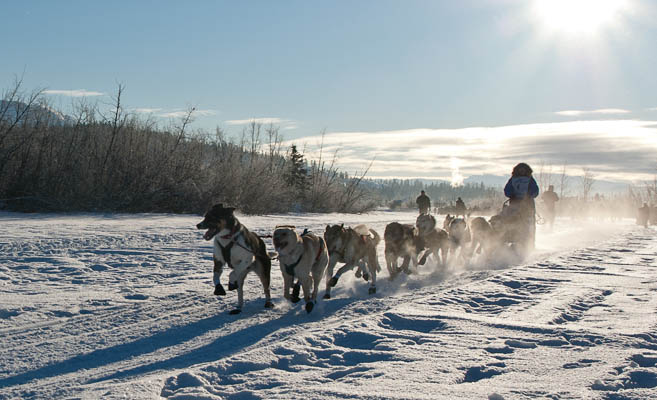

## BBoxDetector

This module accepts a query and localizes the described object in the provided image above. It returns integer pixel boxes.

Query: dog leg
[229,268,250,315]
[324,257,339,299]
[367,261,377,295]
[385,252,396,280]
[256,267,274,309]
[312,259,326,302]
[300,276,314,313]
[329,262,355,288]
[358,261,369,281]
[291,279,301,303]
[213,258,226,296]
[418,249,429,266]
[282,273,293,301]
[401,256,412,274]
[366,249,377,294]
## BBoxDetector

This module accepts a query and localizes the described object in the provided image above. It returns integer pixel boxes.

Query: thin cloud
[555,108,631,116]
[225,117,287,126]
[43,89,105,97]
[133,108,162,114]
[284,120,657,184]
[135,108,217,118]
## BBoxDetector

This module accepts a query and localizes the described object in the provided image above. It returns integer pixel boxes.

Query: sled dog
[415,213,450,268]
[443,214,471,264]
[324,224,381,296]
[196,204,273,315]
[384,222,421,278]
[273,226,329,313]
[468,216,497,260]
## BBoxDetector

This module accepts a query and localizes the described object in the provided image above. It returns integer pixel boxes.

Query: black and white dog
[196,204,273,314]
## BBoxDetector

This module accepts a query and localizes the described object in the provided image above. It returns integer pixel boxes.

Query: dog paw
[305,301,314,313]
[368,287,376,295]
[291,296,301,304]
[362,272,370,281]
[214,284,226,296]
[228,282,238,291]
[329,277,338,287]
[264,301,274,309]
[323,293,331,299]
[292,282,301,299]
[229,309,242,315]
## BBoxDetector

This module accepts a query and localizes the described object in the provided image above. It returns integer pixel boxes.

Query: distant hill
[0,100,74,126]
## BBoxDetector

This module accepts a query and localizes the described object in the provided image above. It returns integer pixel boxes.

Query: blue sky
[3,0,657,185]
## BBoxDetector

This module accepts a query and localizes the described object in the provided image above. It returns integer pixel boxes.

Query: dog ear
[340,223,344,229]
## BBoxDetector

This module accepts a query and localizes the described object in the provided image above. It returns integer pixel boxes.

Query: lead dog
[415,213,450,268]
[324,224,381,296]
[273,226,329,313]
[384,222,421,278]
[196,204,273,315]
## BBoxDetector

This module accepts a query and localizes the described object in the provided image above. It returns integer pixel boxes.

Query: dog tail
[369,229,381,245]
[256,236,272,286]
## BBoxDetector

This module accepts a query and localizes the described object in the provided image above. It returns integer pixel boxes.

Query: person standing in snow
[504,163,540,251]
[416,190,431,215]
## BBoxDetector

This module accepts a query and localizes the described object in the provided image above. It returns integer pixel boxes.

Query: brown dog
[468,216,498,260]
[415,213,450,268]
[384,222,421,279]
[324,224,381,296]
[443,214,471,265]
[196,204,273,315]
[273,226,329,313]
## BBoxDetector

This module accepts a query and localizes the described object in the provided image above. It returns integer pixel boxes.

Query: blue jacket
[504,176,539,200]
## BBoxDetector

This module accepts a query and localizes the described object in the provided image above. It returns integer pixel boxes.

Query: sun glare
[532,0,628,35]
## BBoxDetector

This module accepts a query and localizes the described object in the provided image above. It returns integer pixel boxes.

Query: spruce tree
[286,145,308,200]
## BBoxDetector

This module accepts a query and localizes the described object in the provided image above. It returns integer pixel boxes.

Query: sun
[532,0,629,35]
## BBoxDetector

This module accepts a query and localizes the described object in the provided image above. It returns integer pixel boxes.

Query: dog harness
[282,235,325,277]
[217,224,251,268]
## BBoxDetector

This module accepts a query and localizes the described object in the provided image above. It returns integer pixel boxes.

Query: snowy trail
[1,211,657,399]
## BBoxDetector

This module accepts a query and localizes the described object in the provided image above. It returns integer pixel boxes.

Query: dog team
[196,203,508,315]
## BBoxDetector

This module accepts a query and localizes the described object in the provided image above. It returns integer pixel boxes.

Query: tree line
[1,80,530,215]
[0,81,378,214]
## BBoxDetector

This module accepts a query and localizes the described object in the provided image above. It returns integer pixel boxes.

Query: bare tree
[579,167,595,201]
[266,123,282,171]
[536,161,554,192]
[558,163,570,198]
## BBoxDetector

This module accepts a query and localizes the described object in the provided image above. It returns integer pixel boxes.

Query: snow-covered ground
[1,210,657,399]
